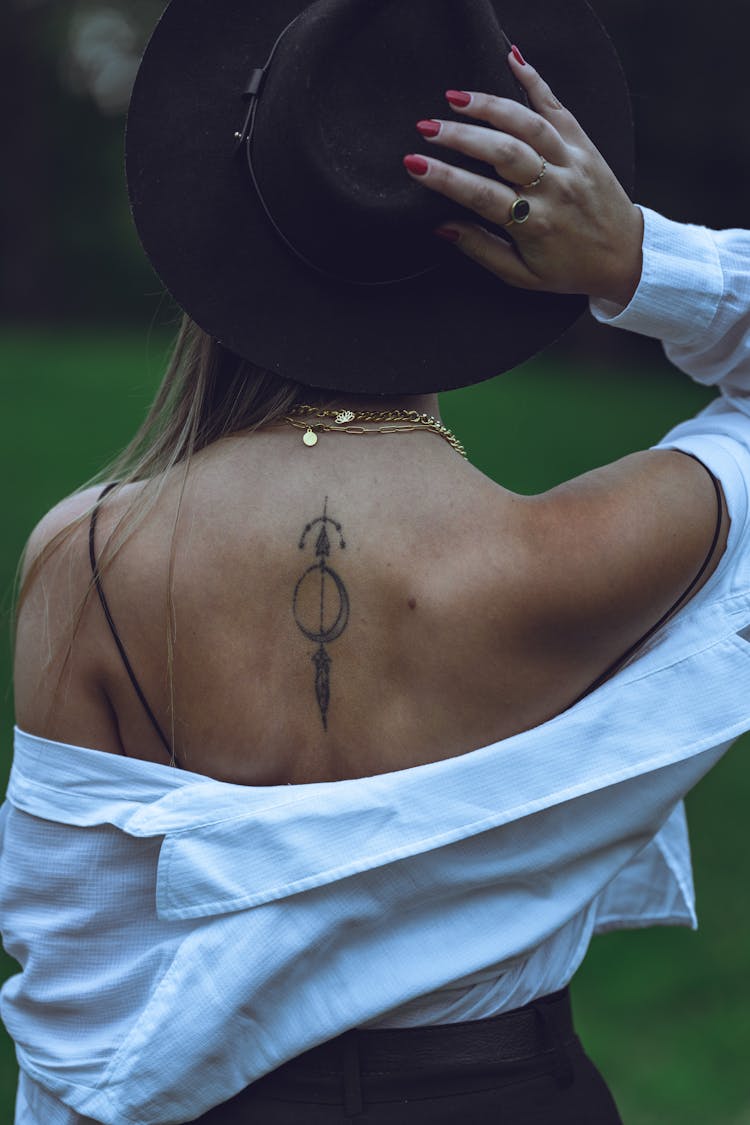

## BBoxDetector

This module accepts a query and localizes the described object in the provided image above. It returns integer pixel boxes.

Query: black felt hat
[126,0,634,395]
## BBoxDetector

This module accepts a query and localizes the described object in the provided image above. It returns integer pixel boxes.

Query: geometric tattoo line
[292,497,349,731]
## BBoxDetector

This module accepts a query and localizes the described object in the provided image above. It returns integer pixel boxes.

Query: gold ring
[503,196,531,228]
[523,155,547,189]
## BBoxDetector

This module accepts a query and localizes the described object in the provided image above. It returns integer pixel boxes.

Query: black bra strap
[575,450,725,702]
[666,451,725,609]
[89,483,178,767]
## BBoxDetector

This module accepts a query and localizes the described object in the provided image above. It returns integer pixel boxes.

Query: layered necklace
[283,404,468,460]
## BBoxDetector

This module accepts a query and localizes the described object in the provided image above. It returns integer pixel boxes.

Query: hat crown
[126,0,634,394]
[248,0,525,285]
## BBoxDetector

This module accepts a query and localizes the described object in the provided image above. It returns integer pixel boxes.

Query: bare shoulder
[20,484,113,586]
[14,482,135,750]
[524,448,728,653]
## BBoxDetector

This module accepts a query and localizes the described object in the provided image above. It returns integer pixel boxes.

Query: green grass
[1,325,749,1123]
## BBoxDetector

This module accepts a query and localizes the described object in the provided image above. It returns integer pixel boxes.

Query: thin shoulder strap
[89,483,179,767]
[576,451,725,702]
[664,451,725,611]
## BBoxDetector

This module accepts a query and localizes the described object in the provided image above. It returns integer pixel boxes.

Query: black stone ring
[503,196,532,228]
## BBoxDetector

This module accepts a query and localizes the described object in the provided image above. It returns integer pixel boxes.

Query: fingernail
[434,228,460,243]
[416,119,442,138]
[403,154,429,176]
[445,90,472,107]
[511,45,526,66]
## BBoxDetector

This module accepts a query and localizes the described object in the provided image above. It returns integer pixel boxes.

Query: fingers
[442,90,569,166]
[417,119,548,189]
[403,153,520,229]
[402,57,636,299]
[442,55,588,155]
[507,50,588,144]
[434,223,545,291]
[401,58,598,293]
[402,147,548,288]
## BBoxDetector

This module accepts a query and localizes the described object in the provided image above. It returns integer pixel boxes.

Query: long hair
[15,315,329,761]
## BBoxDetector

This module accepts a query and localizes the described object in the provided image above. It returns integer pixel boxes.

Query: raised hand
[404,48,644,307]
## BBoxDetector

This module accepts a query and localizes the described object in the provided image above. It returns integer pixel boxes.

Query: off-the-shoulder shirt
[5,206,750,1125]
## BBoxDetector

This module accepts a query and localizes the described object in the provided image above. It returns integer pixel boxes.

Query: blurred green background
[2,0,750,1121]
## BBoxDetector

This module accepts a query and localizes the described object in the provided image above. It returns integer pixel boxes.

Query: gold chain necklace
[283,405,468,460]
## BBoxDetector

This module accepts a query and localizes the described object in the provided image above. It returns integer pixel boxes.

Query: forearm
[591,208,750,395]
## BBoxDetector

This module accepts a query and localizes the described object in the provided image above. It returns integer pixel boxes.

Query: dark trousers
[189,989,622,1124]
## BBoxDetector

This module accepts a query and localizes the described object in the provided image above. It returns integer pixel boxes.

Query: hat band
[233,10,439,289]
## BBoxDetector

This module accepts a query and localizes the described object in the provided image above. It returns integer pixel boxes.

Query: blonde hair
[16,315,330,761]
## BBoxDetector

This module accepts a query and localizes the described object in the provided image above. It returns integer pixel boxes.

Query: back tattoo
[293,498,350,730]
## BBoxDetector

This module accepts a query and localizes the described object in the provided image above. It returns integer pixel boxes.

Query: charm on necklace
[283,405,468,459]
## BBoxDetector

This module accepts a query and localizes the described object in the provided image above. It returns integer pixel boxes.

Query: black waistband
[191,990,579,1122]
[281,987,575,1077]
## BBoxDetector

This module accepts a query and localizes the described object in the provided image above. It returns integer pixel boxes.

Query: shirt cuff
[590,206,723,346]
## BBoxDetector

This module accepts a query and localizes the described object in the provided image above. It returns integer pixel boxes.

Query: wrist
[595,204,645,308]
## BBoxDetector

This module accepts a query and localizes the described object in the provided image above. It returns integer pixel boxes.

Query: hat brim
[126,0,634,395]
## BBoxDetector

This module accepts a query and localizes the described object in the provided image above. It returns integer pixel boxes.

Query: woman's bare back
[14,425,727,785]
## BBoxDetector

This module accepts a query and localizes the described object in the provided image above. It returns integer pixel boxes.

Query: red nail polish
[416,119,441,138]
[434,228,460,243]
[403,154,429,176]
[445,90,472,107]
[511,45,526,66]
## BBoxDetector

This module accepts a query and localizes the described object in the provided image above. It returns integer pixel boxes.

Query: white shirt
[593,206,750,397]
[5,206,750,1125]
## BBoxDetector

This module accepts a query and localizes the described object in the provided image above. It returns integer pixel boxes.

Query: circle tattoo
[292,497,349,730]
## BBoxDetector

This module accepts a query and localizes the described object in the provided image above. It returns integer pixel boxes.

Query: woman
[4,1,750,1123]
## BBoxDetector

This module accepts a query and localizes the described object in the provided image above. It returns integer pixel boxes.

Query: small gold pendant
[303,427,318,447]
[335,410,356,425]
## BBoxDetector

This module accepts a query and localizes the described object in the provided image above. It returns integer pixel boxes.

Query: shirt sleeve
[590,207,750,398]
